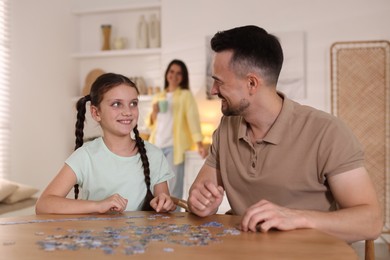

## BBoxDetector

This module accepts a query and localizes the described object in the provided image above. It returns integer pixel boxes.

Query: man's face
[210,51,250,116]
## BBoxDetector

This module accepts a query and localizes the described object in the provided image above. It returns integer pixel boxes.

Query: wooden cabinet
[183,151,231,214]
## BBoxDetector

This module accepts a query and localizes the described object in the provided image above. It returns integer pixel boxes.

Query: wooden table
[0,211,357,259]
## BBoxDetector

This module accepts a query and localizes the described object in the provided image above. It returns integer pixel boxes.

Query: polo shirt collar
[237,92,294,145]
[265,93,294,144]
[238,117,248,140]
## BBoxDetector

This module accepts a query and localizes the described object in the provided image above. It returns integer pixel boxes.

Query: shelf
[72,1,162,112]
[72,2,160,16]
[72,48,161,59]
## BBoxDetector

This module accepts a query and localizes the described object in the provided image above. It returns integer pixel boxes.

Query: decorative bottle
[101,24,111,51]
[148,14,160,48]
[136,15,148,48]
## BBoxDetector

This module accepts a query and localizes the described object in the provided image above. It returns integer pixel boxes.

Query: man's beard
[221,97,250,116]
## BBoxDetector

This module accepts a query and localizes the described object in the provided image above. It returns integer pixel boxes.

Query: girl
[36,73,176,214]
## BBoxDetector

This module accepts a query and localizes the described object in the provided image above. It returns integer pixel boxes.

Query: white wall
[10,0,76,190]
[9,0,390,194]
[160,0,390,119]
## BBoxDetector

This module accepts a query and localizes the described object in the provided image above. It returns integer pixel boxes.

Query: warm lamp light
[201,122,215,144]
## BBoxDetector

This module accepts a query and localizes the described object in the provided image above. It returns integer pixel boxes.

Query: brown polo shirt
[206,97,364,215]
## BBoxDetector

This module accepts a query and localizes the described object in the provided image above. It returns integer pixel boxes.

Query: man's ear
[90,105,101,122]
[246,73,260,94]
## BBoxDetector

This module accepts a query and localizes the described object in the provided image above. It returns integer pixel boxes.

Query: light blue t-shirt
[65,137,174,211]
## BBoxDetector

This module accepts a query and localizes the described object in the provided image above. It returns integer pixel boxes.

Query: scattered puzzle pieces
[31,214,241,256]
[201,221,223,227]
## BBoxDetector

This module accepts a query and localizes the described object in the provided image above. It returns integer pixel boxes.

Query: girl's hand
[97,193,128,213]
[150,193,177,212]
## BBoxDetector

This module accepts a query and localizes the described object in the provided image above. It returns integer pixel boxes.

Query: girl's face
[91,84,139,137]
[166,64,183,87]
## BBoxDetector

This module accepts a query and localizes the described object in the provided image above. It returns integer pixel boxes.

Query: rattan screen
[330,41,390,230]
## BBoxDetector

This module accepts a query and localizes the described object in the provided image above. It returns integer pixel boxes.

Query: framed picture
[205,35,214,99]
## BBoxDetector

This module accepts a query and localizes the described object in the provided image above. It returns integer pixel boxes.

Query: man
[188,25,382,243]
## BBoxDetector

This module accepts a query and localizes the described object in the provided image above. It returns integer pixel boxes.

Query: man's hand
[240,199,308,232]
[188,180,224,217]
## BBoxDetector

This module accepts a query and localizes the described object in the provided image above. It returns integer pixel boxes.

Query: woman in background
[148,59,207,199]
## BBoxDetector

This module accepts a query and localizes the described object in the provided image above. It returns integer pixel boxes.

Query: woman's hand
[197,142,208,159]
[150,102,159,124]
[150,193,177,212]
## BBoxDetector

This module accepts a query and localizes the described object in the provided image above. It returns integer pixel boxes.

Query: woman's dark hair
[163,59,190,90]
[210,25,284,86]
[73,72,154,211]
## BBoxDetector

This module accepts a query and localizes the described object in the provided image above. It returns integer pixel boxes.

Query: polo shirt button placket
[252,152,258,168]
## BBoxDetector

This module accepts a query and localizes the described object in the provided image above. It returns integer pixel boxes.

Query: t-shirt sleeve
[318,117,365,181]
[65,147,89,186]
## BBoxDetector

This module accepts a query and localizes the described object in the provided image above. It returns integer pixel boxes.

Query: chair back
[330,40,390,259]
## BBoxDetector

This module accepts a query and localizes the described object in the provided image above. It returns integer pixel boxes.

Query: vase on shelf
[136,15,148,49]
[113,37,127,50]
[148,14,160,48]
[101,24,111,51]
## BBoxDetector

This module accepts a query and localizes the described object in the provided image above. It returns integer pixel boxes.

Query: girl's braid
[73,95,90,199]
[133,125,154,211]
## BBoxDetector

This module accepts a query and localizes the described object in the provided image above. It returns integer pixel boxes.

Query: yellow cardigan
[147,88,203,165]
